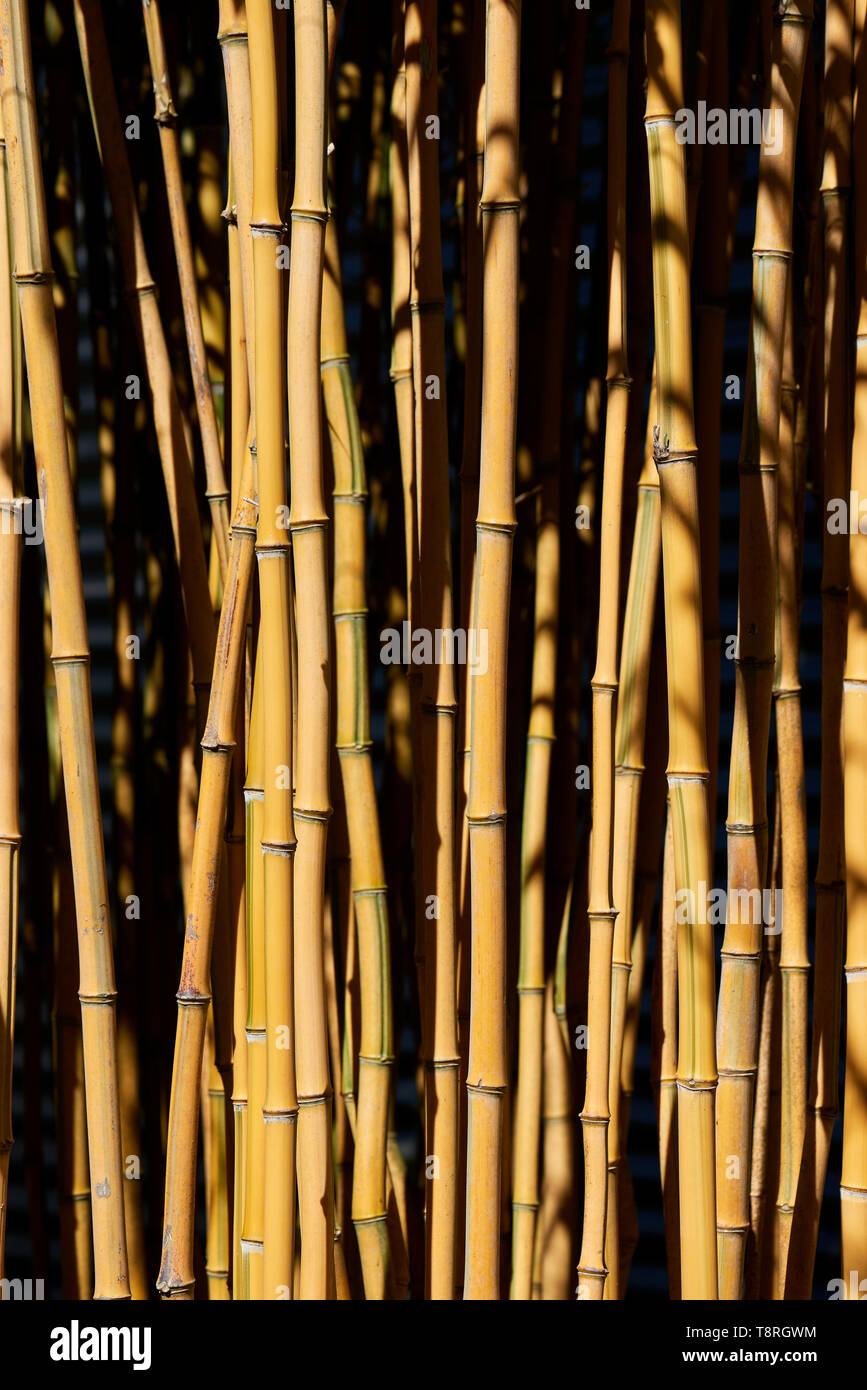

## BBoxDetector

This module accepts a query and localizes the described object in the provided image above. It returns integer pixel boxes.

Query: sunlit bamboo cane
[714,0,810,1300]
[576,0,631,1303]
[286,0,335,1300]
[464,0,520,1301]
[0,0,130,1298]
[644,0,716,1300]
[841,0,867,1299]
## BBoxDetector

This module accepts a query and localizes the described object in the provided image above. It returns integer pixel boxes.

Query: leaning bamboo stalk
[651,797,680,1297]
[464,0,520,1302]
[841,0,867,1298]
[141,0,230,580]
[576,0,631,1303]
[771,275,808,1296]
[0,93,21,1282]
[225,165,252,1302]
[618,641,668,1289]
[156,444,258,1296]
[286,0,335,1301]
[73,0,215,727]
[644,0,716,1300]
[787,0,853,1296]
[217,0,256,416]
[511,0,585,1302]
[404,0,459,1300]
[606,439,660,1300]
[322,217,394,1297]
[0,0,130,1299]
[714,0,810,1300]
[748,786,783,1297]
[455,2,485,1293]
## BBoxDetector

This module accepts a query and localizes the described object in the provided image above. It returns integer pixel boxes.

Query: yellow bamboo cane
[771,275,808,1297]
[0,90,21,1279]
[841,0,867,1299]
[285,0,335,1300]
[322,217,395,1297]
[404,0,459,1300]
[0,0,130,1299]
[464,0,520,1301]
[246,0,300,1301]
[714,0,810,1300]
[644,0,716,1300]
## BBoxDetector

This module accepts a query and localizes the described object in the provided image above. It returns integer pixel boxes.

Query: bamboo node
[12,269,53,286]
[122,281,158,303]
[294,806,333,824]
[261,840,296,858]
[751,248,792,263]
[410,297,446,316]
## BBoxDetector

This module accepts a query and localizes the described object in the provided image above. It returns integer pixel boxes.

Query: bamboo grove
[0,0,866,1304]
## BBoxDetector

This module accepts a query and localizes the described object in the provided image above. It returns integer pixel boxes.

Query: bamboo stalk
[455,0,485,1295]
[714,0,810,1301]
[464,0,520,1301]
[141,0,231,579]
[218,1,256,411]
[245,0,300,1301]
[0,0,130,1299]
[747,785,782,1297]
[651,799,680,1297]
[322,215,394,1297]
[771,269,808,1297]
[156,475,257,1297]
[404,0,459,1301]
[788,0,853,1296]
[241,639,266,1298]
[841,0,867,1299]
[618,638,668,1289]
[225,166,252,1303]
[644,0,716,1300]
[512,0,585,1302]
[576,0,631,1303]
[285,0,335,1301]
[0,86,21,1279]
